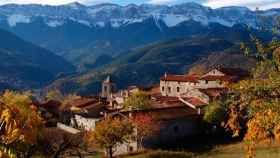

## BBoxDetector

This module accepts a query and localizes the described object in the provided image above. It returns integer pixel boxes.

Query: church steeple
[101,75,115,99]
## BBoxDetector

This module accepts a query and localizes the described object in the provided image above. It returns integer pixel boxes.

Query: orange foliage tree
[222,39,280,158]
[0,91,44,158]
[132,113,158,149]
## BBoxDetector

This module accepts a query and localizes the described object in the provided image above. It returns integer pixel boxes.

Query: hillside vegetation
[0,29,75,90]
[49,37,253,95]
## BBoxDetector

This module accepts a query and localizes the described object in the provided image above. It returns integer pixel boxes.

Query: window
[205,80,208,84]
[177,87,180,93]
[129,146,134,152]
[162,86,165,92]
[104,86,108,92]
[168,87,171,93]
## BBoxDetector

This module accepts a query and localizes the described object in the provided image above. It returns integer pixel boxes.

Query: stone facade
[202,69,225,77]
[71,114,100,131]
[160,80,198,97]
[160,68,235,97]
[101,76,115,99]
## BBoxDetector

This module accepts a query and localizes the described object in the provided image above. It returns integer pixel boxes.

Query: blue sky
[0,0,280,10]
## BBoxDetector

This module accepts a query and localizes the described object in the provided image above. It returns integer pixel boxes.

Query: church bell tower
[101,76,115,99]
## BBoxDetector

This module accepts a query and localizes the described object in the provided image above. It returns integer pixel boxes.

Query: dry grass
[126,142,280,158]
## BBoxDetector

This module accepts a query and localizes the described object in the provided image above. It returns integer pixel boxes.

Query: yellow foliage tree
[88,116,134,158]
[123,91,150,111]
[223,39,280,157]
[0,91,43,158]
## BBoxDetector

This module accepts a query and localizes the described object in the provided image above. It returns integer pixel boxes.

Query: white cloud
[203,0,280,10]
[0,0,108,5]
[0,0,279,10]
[148,0,177,5]
[258,2,280,10]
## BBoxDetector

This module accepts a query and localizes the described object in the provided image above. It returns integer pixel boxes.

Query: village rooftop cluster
[39,67,249,156]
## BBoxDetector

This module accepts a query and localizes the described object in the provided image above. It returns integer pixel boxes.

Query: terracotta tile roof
[112,96,202,120]
[129,107,199,121]
[160,74,199,83]
[150,96,185,109]
[69,97,100,108]
[181,97,207,108]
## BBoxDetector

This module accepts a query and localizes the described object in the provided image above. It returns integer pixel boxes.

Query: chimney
[164,72,167,78]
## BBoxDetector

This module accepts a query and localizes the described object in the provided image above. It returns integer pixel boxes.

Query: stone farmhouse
[160,68,248,98]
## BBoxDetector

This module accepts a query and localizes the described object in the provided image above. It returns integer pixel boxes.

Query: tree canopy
[123,91,151,111]
[0,91,43,158]
[88,116,134,158]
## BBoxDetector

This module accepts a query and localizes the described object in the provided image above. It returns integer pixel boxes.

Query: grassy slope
[123,143,280,158]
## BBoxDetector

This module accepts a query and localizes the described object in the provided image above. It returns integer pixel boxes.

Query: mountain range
[0,28,75,90]
[0,2,279,71]
[0,2,278,94]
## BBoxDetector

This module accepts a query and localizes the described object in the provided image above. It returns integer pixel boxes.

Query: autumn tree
[222,38,280,158]
[203,100,227,126]
[123,91,151,111]
[88,116,134,158]
[132,113,157,149]
[0,91,44,158]
[40,128,84,158]
[46,89,64,102]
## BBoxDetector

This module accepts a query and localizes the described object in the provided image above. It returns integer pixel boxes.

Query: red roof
[160,74,199,83]
[69,98,100,108]
[181,97,207,108]
[151,96,185,109]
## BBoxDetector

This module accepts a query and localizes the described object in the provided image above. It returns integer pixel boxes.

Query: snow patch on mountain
[96,21,105,27]
[162,14,190,27]
[1,3,280,29]
[110,19,122,27]
[7,14,31,27]
[209,17,234,27]
[46,20,64,27]
[152,15,163,31]
[69,18,91,27]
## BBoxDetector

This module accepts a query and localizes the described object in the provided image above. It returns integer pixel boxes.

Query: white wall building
[71,114,100,131]
[160,68,245,97]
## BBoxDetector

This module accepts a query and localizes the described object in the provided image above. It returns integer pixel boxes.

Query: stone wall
[160,80,197,97]
[71,115,100,131]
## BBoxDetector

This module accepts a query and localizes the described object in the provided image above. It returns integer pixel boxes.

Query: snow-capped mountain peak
[65,2,85,9]
[0,2,279,29]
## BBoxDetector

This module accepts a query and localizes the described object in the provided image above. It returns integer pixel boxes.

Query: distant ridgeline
[0,2,277,93]
[0,2,278,71]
